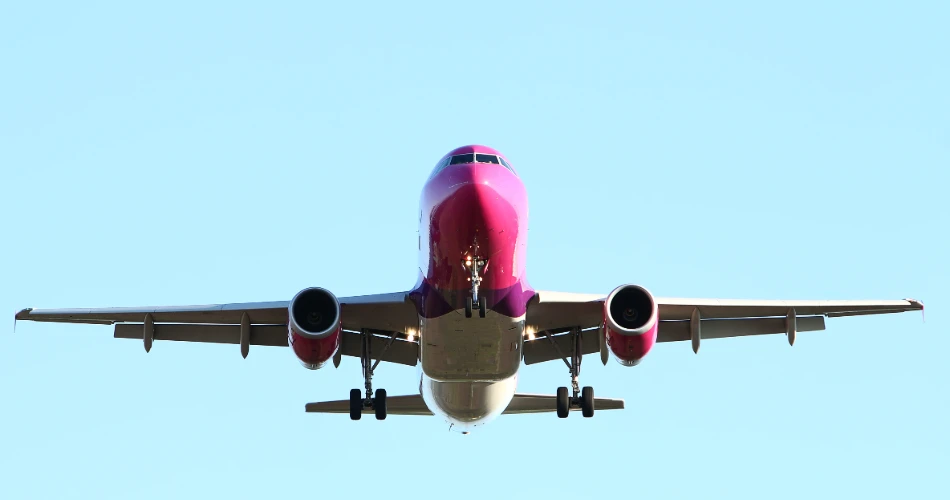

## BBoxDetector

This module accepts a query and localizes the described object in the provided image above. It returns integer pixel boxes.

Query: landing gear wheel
[349,388,362,420]
[478,296,487,318]
[556,386,570,418]
[581,386,595,418]
[465,297,473,318]
[374,389,387,420]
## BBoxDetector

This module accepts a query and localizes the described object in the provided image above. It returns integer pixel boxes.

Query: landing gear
[546,326,596,418]
[374,388,387,421]
[465,296,487,318]
[464,254,488,319]
[581,386,595,418]
[349,388,362,420]
[349,329,396,421]
[556,387,570,418]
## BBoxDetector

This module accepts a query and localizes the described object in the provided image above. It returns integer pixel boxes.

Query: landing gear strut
[463,255,488,318]
[348,329,396,421]
[546,326,595,418]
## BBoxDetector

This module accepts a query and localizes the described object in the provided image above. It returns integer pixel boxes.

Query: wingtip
[15,308,32,320]
[903,298,924,309]
[903,298,925,323]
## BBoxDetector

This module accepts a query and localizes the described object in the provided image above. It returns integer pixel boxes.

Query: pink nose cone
[426,163,527,291]
[436,162,521,210]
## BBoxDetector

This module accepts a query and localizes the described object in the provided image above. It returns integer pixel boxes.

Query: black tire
[465,297,473,318]
[581,386,595,418]
[374,388,387,420]
[556,386,570,418]
[478,296,487,318]
[349,388,362,421]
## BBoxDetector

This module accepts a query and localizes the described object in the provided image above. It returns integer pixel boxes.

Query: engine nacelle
[604,284,659,366]
[288,287,342,370]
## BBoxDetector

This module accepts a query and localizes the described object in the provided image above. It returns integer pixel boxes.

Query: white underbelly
[421,373,518,430]
[419,310,524,382]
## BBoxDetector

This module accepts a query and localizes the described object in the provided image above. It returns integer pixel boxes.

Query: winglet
[14,308,32,333]
[904,299,925,323]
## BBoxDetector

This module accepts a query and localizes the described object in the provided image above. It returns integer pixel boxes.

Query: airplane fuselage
[411,145,532,430]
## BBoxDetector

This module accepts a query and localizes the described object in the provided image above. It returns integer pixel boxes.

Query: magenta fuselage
[411,145,534,318]
[410,145,533,429]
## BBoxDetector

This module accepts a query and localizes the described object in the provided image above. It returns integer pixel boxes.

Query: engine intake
[288,287,342,370]
[606,284,658,335]
[289,287,341,339]
[604,285,659,366]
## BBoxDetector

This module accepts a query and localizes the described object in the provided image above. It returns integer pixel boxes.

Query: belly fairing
[421,373,518,430]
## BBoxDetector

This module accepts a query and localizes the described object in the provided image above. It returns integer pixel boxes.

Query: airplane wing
[523,291,924,365]
[14,292,420,366]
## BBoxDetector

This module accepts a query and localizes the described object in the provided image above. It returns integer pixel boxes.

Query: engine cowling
[288,287,342,370]
[604,284,659,366]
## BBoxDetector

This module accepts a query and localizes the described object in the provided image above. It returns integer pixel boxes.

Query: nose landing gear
[464,296,487,319]
[463,256,488,318]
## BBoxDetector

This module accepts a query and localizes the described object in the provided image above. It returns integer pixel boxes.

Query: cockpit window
[431,152,518,179]
[449,153,475,165]
[474,154,499,164]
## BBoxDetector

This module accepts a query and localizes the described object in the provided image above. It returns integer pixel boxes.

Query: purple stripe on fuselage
[409,278,535,319]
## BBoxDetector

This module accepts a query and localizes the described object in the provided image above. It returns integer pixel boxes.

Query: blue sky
[1,1,946,498]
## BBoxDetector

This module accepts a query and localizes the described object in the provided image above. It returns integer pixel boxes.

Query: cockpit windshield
[475,154,500,164]
[431,152,517,178]
[449,153,475,165]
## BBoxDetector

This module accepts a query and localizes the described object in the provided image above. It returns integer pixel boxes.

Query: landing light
[525,326,536,341]
[406,328,417,342]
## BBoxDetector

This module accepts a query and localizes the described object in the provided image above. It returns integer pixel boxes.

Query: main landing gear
[348,329,398,421]
[463,255,488,319]
[546,326,595,418]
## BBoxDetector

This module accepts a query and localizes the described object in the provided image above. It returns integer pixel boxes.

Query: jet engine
[288,287,342,370]
[604,284,659,366]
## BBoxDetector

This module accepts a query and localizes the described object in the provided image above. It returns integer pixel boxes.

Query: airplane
[15,144,924,433]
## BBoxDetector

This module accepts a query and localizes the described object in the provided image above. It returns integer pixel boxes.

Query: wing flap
[112,324,419,365]
[339,330,418,366]
[523,328,601,365]
[522,316,827,364]
[656,316,825,343]
[113,323,289,347]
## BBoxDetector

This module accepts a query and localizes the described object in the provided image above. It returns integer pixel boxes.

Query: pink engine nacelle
[288,287,342,370]
[604,284,659,366]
